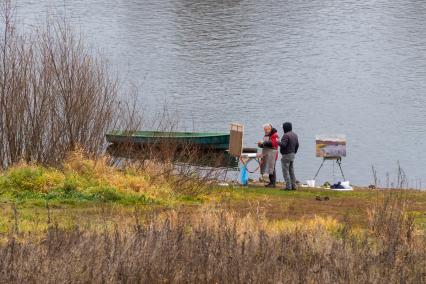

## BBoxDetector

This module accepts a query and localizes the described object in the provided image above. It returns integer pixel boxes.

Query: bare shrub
[0,0,139,168]
[0,1,225,193]
[1,0,226,190]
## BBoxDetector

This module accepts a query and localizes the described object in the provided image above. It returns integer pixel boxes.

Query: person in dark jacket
[258,123,279,187]
[278,122,299,190]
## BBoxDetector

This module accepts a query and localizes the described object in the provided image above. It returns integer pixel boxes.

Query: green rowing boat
[106,131,230,150]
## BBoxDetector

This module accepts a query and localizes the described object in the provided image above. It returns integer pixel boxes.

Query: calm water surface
[17,0,426,186]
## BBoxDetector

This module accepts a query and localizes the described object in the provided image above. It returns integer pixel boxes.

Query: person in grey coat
[278,122,299,190]
[258,124,279,187]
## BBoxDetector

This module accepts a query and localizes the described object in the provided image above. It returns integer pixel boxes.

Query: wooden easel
[229,123,262,173]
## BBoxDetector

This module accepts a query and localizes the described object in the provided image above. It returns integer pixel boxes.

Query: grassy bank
[0,152,425,236]
[0,155,425,282]
[0,151,202,207]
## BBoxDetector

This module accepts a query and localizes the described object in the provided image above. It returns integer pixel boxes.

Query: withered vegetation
[0,0,138,168]
[0,194,425,283]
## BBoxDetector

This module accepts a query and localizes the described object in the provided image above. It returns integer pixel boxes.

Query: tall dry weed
[0,195,425,283]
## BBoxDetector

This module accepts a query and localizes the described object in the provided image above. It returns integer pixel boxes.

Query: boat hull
[106,131,230,150]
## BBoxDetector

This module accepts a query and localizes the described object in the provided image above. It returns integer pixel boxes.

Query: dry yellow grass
[0,196,425,283]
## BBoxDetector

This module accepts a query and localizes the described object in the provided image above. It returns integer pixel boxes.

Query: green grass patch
[0,164,167,206]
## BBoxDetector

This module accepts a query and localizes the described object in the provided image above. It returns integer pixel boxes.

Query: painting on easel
[316,135,347,158]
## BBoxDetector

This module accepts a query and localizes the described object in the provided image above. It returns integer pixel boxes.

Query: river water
[16,0,426,186]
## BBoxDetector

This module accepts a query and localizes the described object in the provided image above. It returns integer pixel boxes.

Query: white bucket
[307,180,315,187]
[341,181,350,188]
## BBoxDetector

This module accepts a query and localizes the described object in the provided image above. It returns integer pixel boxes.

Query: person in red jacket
[258,123,279,187]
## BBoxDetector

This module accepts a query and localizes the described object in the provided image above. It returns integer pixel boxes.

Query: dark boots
[265,172,276,188]
[282,183,297,191]
[282,185,292,191]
